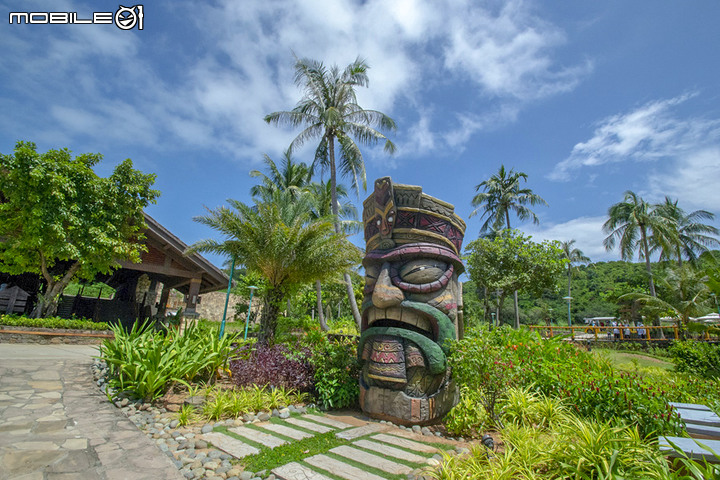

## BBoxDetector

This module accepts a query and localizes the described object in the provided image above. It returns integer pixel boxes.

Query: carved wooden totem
[359,177,466,425]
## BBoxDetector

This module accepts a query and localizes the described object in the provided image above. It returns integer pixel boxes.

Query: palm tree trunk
[316,280,328,331]
[640,227,657,297]
[328,133,363,329]
[259,288,282,345]
[513,291,520,329]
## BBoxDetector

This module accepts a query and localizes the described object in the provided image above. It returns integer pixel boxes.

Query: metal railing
[528,325,718,342]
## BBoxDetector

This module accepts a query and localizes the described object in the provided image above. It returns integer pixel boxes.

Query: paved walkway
[0,343,184,480]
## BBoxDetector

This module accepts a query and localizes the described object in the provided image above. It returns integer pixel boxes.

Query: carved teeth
[367,307,433,334]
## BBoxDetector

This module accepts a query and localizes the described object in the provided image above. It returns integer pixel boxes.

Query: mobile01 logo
[9,5,144,30]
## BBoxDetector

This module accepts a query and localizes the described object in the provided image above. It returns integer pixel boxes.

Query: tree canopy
[465,230,566,327]
[0,141,159,316]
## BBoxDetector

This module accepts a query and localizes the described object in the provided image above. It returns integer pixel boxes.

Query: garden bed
[0,325,113,344]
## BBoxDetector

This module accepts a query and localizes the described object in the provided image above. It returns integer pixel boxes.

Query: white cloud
[524,216,620,262]
[550,93,720,181]
[443,0,590,100]
[647,148,720,211]
[2,0,588,165]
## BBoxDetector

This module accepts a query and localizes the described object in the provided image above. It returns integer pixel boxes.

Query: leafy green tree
[651,197,719,267]
[561,239,591,302]
[469,165,548,325]
[0,141,159,317]
[465,230,566,328]
[187,192,361,344]
[264,56,396,328]
[603,190,674,299]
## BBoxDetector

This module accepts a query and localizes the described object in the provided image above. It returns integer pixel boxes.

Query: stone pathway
[0,344,184,480]
[199,414,449,480]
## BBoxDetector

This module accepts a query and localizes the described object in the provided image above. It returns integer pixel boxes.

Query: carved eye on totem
[390,259,453,293]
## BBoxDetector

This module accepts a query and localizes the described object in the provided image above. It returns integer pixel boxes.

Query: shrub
[430,413,698,480]
[305,334,360,409]
[100,321,237,401]
[229,343,315,392]
[448,326,688,438]
[669,340,720,379]
[0,314,109,330]
[444,388,489,436]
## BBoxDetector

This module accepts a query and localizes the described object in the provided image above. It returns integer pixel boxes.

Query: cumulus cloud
[524,216,619,262]
[1,0,588,165]
[646,148,720,211]
[550,93,720,181]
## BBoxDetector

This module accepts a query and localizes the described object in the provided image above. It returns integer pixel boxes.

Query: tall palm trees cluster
[603,191,719,327]
[189,56,395,344]
[189,54,720,339]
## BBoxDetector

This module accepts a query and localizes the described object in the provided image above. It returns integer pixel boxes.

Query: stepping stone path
[200,413,446,479]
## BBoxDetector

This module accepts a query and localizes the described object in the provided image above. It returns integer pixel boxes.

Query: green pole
[244,286,258,340]
[219,257,235,339]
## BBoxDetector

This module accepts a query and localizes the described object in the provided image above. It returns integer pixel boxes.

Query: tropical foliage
[100,321,238,401]
[187,195,361,344]
[265,55,396,328]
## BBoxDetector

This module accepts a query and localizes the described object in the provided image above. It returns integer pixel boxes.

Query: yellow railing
[527,325,717,342]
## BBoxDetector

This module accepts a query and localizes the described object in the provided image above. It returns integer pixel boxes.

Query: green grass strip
[323,451,410,480]
[240,431,349,472]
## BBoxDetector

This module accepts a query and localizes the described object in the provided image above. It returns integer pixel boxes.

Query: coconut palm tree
[249,149,311,202]
[651,197,719,267]
[622,264,711,328]
[264,56,396,328]
[561,240,590,323]
[470,165,548,233]
[470,165,548,327]
[603,191,675,298]
[186,193,361,344]
[307,180,360,331]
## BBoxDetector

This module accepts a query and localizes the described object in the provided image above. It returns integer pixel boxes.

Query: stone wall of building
[195,291,247,322]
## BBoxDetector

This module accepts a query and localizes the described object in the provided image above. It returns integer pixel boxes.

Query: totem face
[359,177,465,425]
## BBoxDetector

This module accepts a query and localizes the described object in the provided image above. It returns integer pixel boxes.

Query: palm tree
[622,264,711,327]
[470,165,548,233]
[265,56,396,328]
[603,191,675,299]
[249,149,311,202]
[307,180,361,331]
[561,240,590,322]
[651,197,719,267]
[186,193,361,344]
[469,165,548,327]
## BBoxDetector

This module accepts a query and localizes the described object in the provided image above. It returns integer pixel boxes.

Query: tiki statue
[359,177,466,425]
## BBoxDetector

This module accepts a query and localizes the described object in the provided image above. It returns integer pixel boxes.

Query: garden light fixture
[563,296,573,327]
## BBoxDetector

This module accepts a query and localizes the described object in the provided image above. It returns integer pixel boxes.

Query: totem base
[359,381,459,426]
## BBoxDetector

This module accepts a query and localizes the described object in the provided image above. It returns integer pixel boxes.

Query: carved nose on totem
[372,263,404,309]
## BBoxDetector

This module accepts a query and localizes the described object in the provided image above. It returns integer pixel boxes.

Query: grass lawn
[594,348,674,371]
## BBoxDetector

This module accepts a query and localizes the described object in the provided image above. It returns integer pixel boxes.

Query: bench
[659,436,720,463]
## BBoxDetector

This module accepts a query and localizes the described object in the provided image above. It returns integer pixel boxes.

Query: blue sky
[2,0,720,268]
